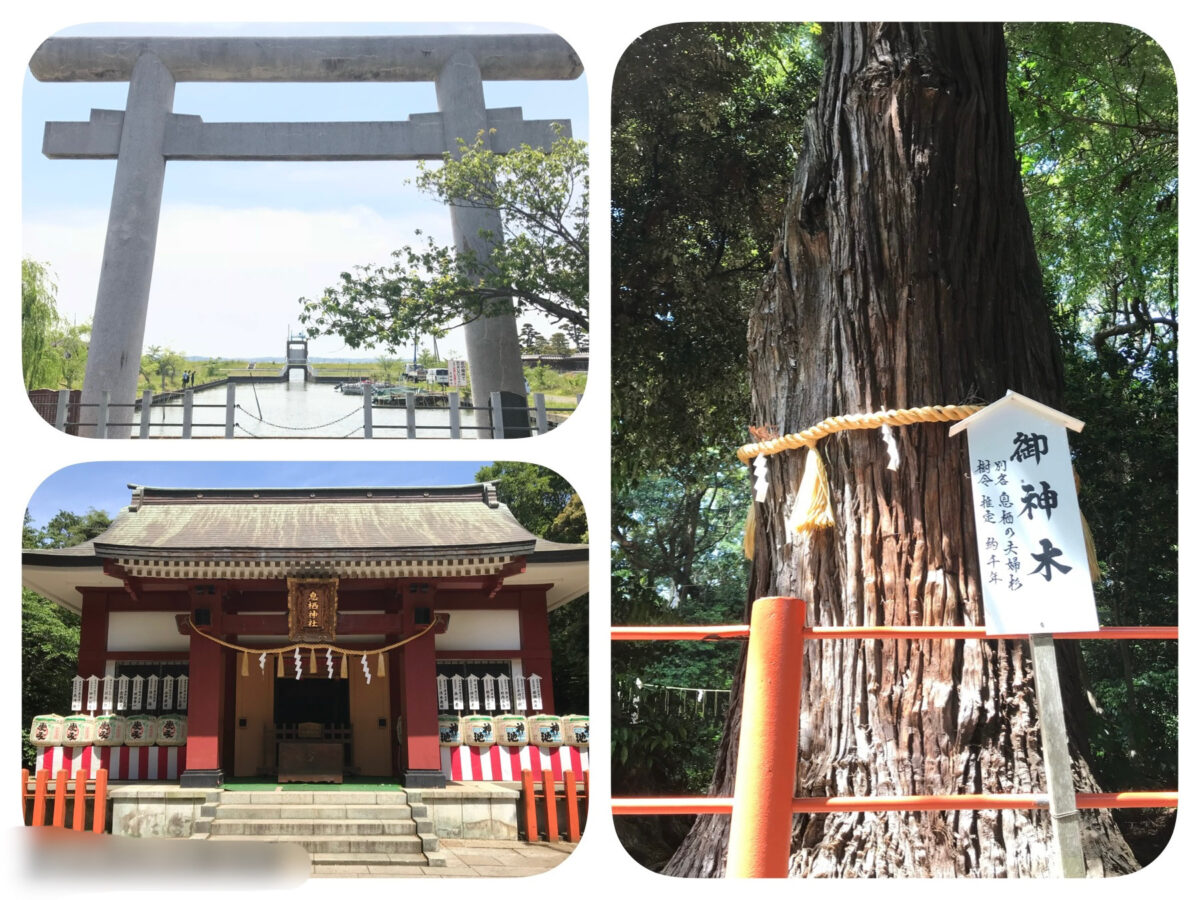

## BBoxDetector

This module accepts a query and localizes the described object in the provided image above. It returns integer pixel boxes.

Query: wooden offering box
[278,741,344,784]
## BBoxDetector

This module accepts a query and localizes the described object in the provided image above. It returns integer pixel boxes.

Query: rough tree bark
[665,23,1137,878]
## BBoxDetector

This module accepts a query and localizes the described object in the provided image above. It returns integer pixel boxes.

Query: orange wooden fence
[521,768,589,842]
[612,609,1179,877]
[22,767,108,832]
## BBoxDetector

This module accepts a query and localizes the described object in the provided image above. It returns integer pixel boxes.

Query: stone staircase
[193,789,446,875]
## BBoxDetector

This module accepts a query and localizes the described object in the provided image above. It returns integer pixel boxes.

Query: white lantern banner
[497,674,512,710]
[146,675,159,710]
[451,674,464,711]
[87,675,99,712]
[529,674,544,711]
[513,675,528,711]
[162,675,174,711]
[482,674,497,711]
[102,676,114,712]
[436,674,450,710]
[131,676,144,710]
[467,674,480,710]
[177,676,189,710]
[116,676,130,711]
[71,676,83,712]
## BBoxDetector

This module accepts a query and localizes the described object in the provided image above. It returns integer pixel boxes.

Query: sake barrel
[438,716,462,747]
[495,714,528,746]
[563,715,589,747]
[155,714,187,747]
[528,715,563,747]
[125,715,157,746]
[62,715,95,747]
[93,714,126,747]
[462,715,496,747]
[29,714,64,747]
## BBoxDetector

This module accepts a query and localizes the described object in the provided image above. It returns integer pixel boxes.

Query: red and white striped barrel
[35,745,187,780]
[440,743,588,782]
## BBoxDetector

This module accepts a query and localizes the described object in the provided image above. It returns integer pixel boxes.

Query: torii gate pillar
[436,51,528,431]
[82,52,175,439]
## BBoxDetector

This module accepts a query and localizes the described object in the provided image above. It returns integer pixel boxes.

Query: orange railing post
[542,771,559,843]
[72,770,88,831]
[727,596,807,878]
[93,769,108,833]
[521,769,538,841]
[31,768,50,826]
[51,770,68,827]
[20,768,29,821]
[565,769,581,842]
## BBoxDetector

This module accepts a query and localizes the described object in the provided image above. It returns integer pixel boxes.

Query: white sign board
[952,392,1099,634]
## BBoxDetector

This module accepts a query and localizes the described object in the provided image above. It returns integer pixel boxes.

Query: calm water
[144,374,485,438]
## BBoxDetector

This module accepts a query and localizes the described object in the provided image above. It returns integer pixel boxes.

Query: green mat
[222,777,403,792]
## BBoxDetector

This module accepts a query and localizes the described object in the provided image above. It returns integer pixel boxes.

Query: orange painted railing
[612,608,1179,877]
[22,767,108,832]
[521,768,589,843]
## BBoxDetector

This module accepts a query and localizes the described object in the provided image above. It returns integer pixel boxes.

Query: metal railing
[612,606,1179,877]
[41,387,577,438]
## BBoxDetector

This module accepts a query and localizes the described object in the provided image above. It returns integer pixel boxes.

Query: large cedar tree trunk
[665,23,1137,878]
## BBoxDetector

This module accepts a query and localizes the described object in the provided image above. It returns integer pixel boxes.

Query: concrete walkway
[311,838,578,878]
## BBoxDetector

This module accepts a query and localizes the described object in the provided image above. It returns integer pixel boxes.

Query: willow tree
[665,23,1138,878]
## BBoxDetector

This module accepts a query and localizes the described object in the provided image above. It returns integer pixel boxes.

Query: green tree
[140,345,185,391]
[519,323,543,352]
[22,258,61,390]
[1008,23,1176,370]
[612,25,819,480]
[546,332,571,356]
[299,136,588,348]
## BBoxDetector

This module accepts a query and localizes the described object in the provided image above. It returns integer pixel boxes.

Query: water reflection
[146,374,484,438]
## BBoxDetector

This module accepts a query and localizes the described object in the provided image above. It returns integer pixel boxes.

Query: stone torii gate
[29,35,582,437]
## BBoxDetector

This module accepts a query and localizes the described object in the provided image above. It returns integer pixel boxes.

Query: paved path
[311,839,578,878]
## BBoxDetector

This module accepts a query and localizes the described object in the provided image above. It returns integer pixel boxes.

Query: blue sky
[22,21,589,361]
[24,460,496,529]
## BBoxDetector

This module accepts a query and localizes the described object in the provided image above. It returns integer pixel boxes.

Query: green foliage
[21,258,90,391]
[140,345,186,391]
[1008,23,1177,373]
[612,24,820,480]
[475,462,582,540]
[299,136,588,347]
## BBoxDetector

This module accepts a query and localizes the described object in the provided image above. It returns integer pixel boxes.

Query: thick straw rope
[736,404,984,463]
[737,403,1100,582]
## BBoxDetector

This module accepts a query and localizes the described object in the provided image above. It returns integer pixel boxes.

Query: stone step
[206,833,426,854]
[223,790,409,805]
[310,851,433,872]
[210,818,417,836]
[213,803,412,820]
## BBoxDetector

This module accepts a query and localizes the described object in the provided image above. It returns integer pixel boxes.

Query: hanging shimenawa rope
[186,614,443,674]
[737,405,983,535]
[738,403,1100,582]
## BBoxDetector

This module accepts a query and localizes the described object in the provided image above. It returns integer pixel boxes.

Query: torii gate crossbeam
[30,35,583,437]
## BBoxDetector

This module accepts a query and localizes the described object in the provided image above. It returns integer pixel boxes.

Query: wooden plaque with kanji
[287,577,338,642]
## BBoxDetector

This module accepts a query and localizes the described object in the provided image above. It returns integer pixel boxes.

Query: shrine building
[22,483,588,790]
